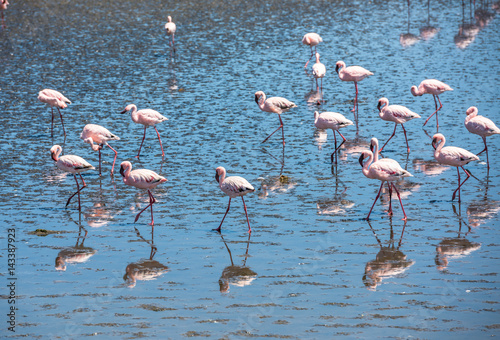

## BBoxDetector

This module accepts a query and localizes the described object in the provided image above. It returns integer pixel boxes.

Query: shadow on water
[466,175,500,228]
[55,225,97,272]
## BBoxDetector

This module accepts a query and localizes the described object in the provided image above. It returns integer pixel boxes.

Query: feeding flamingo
[50,145,95,210]
[464,106,500,169]
[165,16,176,51]
[377,97,421,153]
[215,167,255,233]
[359,149,413,220]
[312,53,326,92]
[254,91,297,145]
[302,33,323,68]
[38,89,71,137]
[120,104,168,159]
[119,161,167,227]
[80,124,120,176]
[410,79,453,128]
[335,61,373,112]
[314,111,353,163]
[432,133,479,202]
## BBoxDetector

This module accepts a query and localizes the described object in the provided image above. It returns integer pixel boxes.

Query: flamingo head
[358,151,368,167]
[119,161,131,177]
[431,133,444,150]
[83,137,100,151]
[335,61,344,74]
[377,98,388,112]
[215,166,226,184]
[410,85,420,97]
[55,257,66,271]
[120,104,135,114]
[50,145,61,162]
[254,91,264,104]
[465,106,478,116]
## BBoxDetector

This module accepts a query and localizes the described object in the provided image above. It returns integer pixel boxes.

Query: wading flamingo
[215,167,255,233]
[377,97,421,153]
[120,161,167,227]
[302,33,323,68]
[254,91,297,145]
[80,124,120,176]
[120,104,168,159]
[38,89,71,137]
[359,150,413,220]
[50,145,95,210]
[165,16,176,51]
[410,79,452,128]
[464,106,500,169]
[335,61,373,112]
[312,53,326,92]
[314,111,353,163]
[432,133,479,202]
[1,0,8,28]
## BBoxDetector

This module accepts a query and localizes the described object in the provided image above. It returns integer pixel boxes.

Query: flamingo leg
[98,147,102,176]
[379,123,398,153]
[331,130,347,163]
[452,167,471,202]
[172,34,175,53]
[401,123,410,153]
[136,126,147,158]
[57,107,66,137]
[241,197,252,233]
[476,136,489,169]
[134,189,156,226]
[423,95,442,128]
[366,181,384,220]
[107,144,118,175]
[304,46,314,68]
[51,107,54,137]
[352,81,359,112]
[215,197,232,233]
[262,114,284,145]
[331,130,338,163]
[387,182,393,215]
[392,183,408,220]
[154,126,165,158]
[66,174,87,210]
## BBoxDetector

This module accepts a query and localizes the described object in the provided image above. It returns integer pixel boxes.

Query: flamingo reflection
[466,177,500,228]
[317,178,355,215]
[455,0,481,49]
[412,157,449,176]
[84,201,121,228]
[400,0,421,48]
[419,0,440,40]
[55,226,96,271]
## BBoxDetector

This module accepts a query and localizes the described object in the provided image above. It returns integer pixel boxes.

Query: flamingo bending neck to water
[80,124,120,176]
[302,33,323,68]
[464,106,500,169]
[410,79,452,129]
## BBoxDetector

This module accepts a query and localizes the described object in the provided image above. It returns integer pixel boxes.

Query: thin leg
[57,107,66,137]
[366,181,384,220]
[98,148,102,176]
[423,95,442,127]
[107,144,118,175]
[51,107,54,137]
[331,130,348,163]
[352,82,359,112]
[331,130,338,163]
[304,47,314,68]
[134,189,156,225]
[172,34,175,53]
[379,123,398,153]
[215,198,232,233]
[241,197,252,233]
[154,126,165,158]
[392,183,408,220]
[136,126,147,158]
[387,182,393,215]
[452,167,471,202]
[66,174,87,210]
[476,137,489,169]
[401,124,410,153]
[262,114,284,145]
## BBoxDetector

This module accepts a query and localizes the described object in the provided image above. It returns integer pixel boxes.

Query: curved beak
[215,172,220,183]
[377,101,382,112]
[51,152,57,162]
[119,165,125,177]
[120,108,128,114]
[431,138,437,150]
[254,94,260,104]
[335,64,340,74]
[358,153,365,167]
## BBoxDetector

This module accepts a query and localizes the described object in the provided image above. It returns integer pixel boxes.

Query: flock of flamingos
[35,17,500,233]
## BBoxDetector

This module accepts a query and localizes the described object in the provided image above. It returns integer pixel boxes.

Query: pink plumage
[1,0,8,28]
[164,15,176,51]
[302,33,323,68]
[410,79,453,128]
[38,89,72,137]
[255,91,297,145]
[464,106,500,169]
[335,61,373,112]
[80,124,120,176]
[314,111,353,163]
[312,53,326,92]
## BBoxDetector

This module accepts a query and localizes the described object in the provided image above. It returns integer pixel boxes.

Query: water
[1,0,500,338]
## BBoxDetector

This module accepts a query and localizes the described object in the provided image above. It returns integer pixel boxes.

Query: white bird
[335,61,373,112]
[165,16,176,51]
[410,79,453,128]
[312,53,326,92]
[80,124,120,176]
[464,106,500,169]
[302,33,323,68]
[314,111,353,163]
[38,89,71,137]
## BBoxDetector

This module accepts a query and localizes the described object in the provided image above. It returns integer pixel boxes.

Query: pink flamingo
[38,89,71,137]
[50,145,95,210]
[120,161,167,227]
[0,0,8,28]
[165,16,176,51]
[215,166,255,233]
[410,79,453,128]
[377,97,421,153]
[464,106,500,169]
[359,149,413,220]
[314,111,353,163]
[369,137,400,165]
[120,104,168,159]
[312,53,326,92]
[80,124,120,176]
[335,61,373,112]
[255,91,297,145]
[432,133,479,202]
[302,33,323,68]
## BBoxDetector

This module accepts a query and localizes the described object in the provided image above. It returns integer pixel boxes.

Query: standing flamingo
[302,33,323,68]
[377,97,421,153]
[0,0,8,28]
[335,61,373,112]
[80,124,120,176]
[312,53,326,93]
[410,79,453,128]
[38,89,71,137]
[432,133,479,202]
[215,167,255,233]
[120,161,167,227]
[165,16,176,51]
[464,106,500,169]
[359,150,413,220]
[254,91,297,145]
[120,104,168,159]
[314,111,353,163]
[50,145,95,210]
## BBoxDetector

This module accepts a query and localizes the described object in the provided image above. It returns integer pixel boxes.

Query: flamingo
[254,91,297,145]
[80,124,120,176]
[464,106,500,169]
[38,89,71,137]
[335,61,373,112]
[432,133,479,202]
[120,104,168,159]
[165,16,176,51]
[50,145,95,210]
[312,53,326,92]
[369,137,400,164]
[302,33,323,68]
[377,97,421,153]
[410,79,453,128]
[313,111,353,163]
[119,161,167,227]
[359,150,413,220]
[215,167,255,233]
[0,0,8,28]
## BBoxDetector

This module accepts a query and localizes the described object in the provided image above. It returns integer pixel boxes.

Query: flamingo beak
[51,152,57,162]
[215,172,220,183]
[370,143,374,153]
[431,138,437,150]
[254,94,260,104]
[120,108,127,114]
[377,101,382,111]
[119,165,125,177]
[358,153,365,167]
[335,64,340,74]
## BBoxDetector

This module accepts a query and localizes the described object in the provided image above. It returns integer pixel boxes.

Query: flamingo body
[81,124,120,176]
[255,91,296,145]
[165,15,176,51]
[302,33,323,68]
[464,106,500,169]
[312,53,326,92]
[38,89,71,137]
[314,111,353,162]
[335,61,373,112]
[410,79,452,128]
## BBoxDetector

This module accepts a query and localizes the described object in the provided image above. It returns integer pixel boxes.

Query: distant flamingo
[359,150,413,220]
[314,111,353,163]
[464,106,500,169]
[38,89,71,137]
[254,91,297,145]
[432,133,479,202]
[80,124,120,176]
[50,145,95,210]
[215,166,255,233]
[335,61,373,112]
[302,33,323,68]
[0,0,8,28]
[410,79,453,128]
[312,53,326,92]
[165,16,176,51]
[120,161,167,227]
[377,97,421,153]
[120,104,168,158]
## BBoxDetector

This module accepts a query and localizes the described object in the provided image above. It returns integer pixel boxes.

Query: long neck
[465,107,478,123]
[52,147,61,162]
[372,141,380,163]
[362,153,374,177]
[129,105,138,120]
[85,138,100,151]
[258,95,266,110]
[218,172,226,189]
[434,137,445,155]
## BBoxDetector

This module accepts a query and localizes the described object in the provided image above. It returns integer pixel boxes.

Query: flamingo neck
[465,107,478,123]
[434,137,445,154]
[362,153,374,177]
[218,172,226,189]
[52,147,61,162]
[85,138,100,151]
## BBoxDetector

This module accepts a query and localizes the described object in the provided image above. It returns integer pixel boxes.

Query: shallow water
[1,0,500,338]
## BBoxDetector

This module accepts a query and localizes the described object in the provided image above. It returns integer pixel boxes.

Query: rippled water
[1,0,500,338]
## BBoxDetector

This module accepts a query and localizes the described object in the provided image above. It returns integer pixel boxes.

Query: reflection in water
[317,177,354,215]
[363,222,414,291]
[84,201,120,228]
[337,135,370,162]
[380,179,420,202]
[219,233,256,293]
[400,0,421,48]
[258,173,297,199]
[412,157,449,176]
[55,226,96,271]
[455,0,481,49]
[419,0,440,40]
[466,177,500,227]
